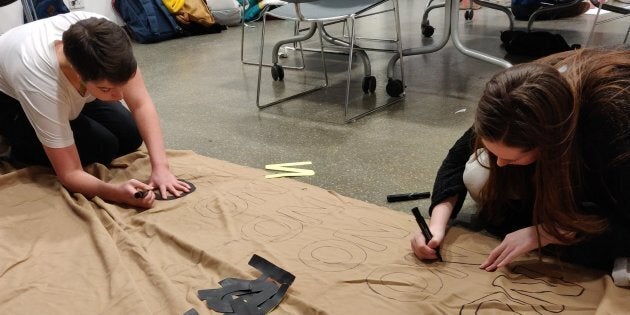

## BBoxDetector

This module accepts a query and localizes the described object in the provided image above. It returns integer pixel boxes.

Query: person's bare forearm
[124,68,170,172]
[45,145,123,201]
[45,143,156,208]
[57,168,120,201]
[122,69,189,198]
[132,102,169,171]
[430,195,457,232]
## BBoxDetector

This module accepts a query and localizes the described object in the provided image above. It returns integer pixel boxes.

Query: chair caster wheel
[271,64,284,81]
[464,10,473,20]
[386,79,404,97]
[421,24,434,38]
[362,76,377,94]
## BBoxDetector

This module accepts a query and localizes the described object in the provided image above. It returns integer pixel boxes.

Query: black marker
[387,192,430,202]
[411,207,443,262]
[134,190,147,199]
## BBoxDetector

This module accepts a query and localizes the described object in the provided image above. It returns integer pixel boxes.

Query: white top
[0,11,105,148]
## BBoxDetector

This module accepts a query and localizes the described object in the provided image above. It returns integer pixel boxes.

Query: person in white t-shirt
[0,12,189,209]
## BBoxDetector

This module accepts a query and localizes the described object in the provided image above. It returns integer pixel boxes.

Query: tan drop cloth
[0,150,628,314]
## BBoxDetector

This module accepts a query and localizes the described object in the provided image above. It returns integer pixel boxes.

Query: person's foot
[459,0,482,10]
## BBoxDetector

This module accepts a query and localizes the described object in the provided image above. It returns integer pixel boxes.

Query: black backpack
[500,30,580,58]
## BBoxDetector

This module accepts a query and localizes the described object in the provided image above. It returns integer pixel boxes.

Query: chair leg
[256,21,327,110]
[255,0,408,123]
[319,26,372,77]
[317,23,329,87]
[344,0,407,123]
[422,2,446,37]
[385,0,406,98]
[393,0,405,90]
[241,7,306,70]
[256,14,269,108]
[585,2,603,47]
[343,16,356,122]
[270,24,318,65]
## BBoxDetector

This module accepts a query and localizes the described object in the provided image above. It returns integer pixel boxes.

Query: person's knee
[10,145,51,166]
[85,134,119,165]
[116,125,142,155]
[91,101,142,155]
[92,127,141,164]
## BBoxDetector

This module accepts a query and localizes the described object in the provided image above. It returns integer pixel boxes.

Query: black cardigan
[428,128,475,219]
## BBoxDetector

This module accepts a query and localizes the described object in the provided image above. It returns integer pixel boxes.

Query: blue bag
[112,0,182,44]
[33,0,69,17]
[22,0,69,22]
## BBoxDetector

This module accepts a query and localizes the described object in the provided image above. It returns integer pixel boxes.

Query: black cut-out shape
[154,179,196,200]
[196,255,295,314]
[206,295,234,313]
[246,281,280,306]
[182,308,199,315]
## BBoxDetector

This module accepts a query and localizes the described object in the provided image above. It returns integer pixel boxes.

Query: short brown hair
[62,17,137,84]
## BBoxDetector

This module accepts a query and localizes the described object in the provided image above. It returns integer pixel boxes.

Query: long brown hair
[539,48,630,167]
[474,48,629,243]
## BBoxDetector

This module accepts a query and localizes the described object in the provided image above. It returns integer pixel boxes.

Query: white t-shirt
[0,11,105,148]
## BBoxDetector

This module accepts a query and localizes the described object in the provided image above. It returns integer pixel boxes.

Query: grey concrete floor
[131,0,628,216]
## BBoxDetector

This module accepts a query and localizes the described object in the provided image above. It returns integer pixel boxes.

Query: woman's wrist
[538,225,575,246]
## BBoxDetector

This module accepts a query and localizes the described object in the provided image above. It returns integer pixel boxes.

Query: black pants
[511,0,586,21]
[0,91,142,166]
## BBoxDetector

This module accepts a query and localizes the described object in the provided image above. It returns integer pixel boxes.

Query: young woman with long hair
[411,48,629,278]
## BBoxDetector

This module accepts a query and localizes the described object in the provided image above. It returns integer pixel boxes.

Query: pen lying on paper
[411,207,443,262]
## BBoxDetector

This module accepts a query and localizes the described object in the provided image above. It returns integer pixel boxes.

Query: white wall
[0,1,24,33]
[65,0,123,24]
[0,0,122,34]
